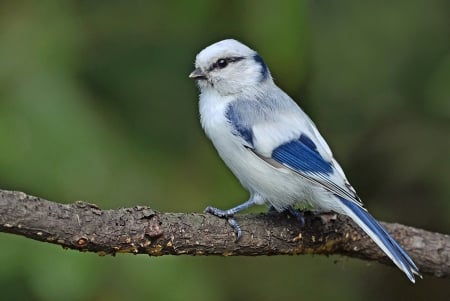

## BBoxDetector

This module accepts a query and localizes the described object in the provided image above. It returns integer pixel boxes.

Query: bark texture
[0,189,448,278]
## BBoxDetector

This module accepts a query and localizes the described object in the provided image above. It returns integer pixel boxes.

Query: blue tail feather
[338,197,420,281]
[375,220,419,271]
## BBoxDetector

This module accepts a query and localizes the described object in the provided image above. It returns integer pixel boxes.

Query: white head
[189,39,272,96]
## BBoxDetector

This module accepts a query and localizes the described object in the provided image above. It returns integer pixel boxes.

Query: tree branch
[0,189,448,278]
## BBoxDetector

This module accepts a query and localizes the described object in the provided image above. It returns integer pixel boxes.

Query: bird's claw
[204,206,242,241]
[268,205,305,227]
[227,218,242,241]
[286,207,305,227]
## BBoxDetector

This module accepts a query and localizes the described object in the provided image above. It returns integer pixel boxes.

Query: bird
[189,39,421,282]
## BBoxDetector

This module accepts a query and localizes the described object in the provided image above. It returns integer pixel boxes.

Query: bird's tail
[338,196,421,283]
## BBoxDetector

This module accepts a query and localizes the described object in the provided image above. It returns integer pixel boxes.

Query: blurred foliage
[0,0,449,300]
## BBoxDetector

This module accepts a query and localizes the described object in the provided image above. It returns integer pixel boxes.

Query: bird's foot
[268,205,305,227]
[204,206,242,241]
[268,205,278,213]
[285,206,305,227]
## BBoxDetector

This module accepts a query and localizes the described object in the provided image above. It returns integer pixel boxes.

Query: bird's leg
[285,206,305,227]
[267,205,305,226]
[204,198,257,241]
[267,205,278,213]
[268,205,305,227]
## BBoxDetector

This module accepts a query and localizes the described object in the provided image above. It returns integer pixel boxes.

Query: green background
[1,1,448,300]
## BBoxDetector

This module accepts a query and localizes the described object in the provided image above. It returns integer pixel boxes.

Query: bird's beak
[189,68,206,80]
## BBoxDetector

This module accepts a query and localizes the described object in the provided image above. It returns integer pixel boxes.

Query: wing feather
[225,90,362,206]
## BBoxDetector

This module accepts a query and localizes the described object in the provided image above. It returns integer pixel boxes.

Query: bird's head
[190,39,271,96]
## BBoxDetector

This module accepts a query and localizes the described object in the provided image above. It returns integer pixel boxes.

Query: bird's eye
[217,58,228,69]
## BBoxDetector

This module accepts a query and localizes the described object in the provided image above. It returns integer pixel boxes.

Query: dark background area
[0,1,448,300]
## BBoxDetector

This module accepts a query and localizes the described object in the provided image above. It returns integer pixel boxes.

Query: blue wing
[225,98,360,204]
[270,134,361,204]
[226,102,254,146]
[272,134,333,174]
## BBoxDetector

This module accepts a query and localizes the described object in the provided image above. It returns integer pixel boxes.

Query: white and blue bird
[189,39,421,282]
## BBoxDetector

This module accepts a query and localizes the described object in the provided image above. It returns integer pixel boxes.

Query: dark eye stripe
[208,56,244,71]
